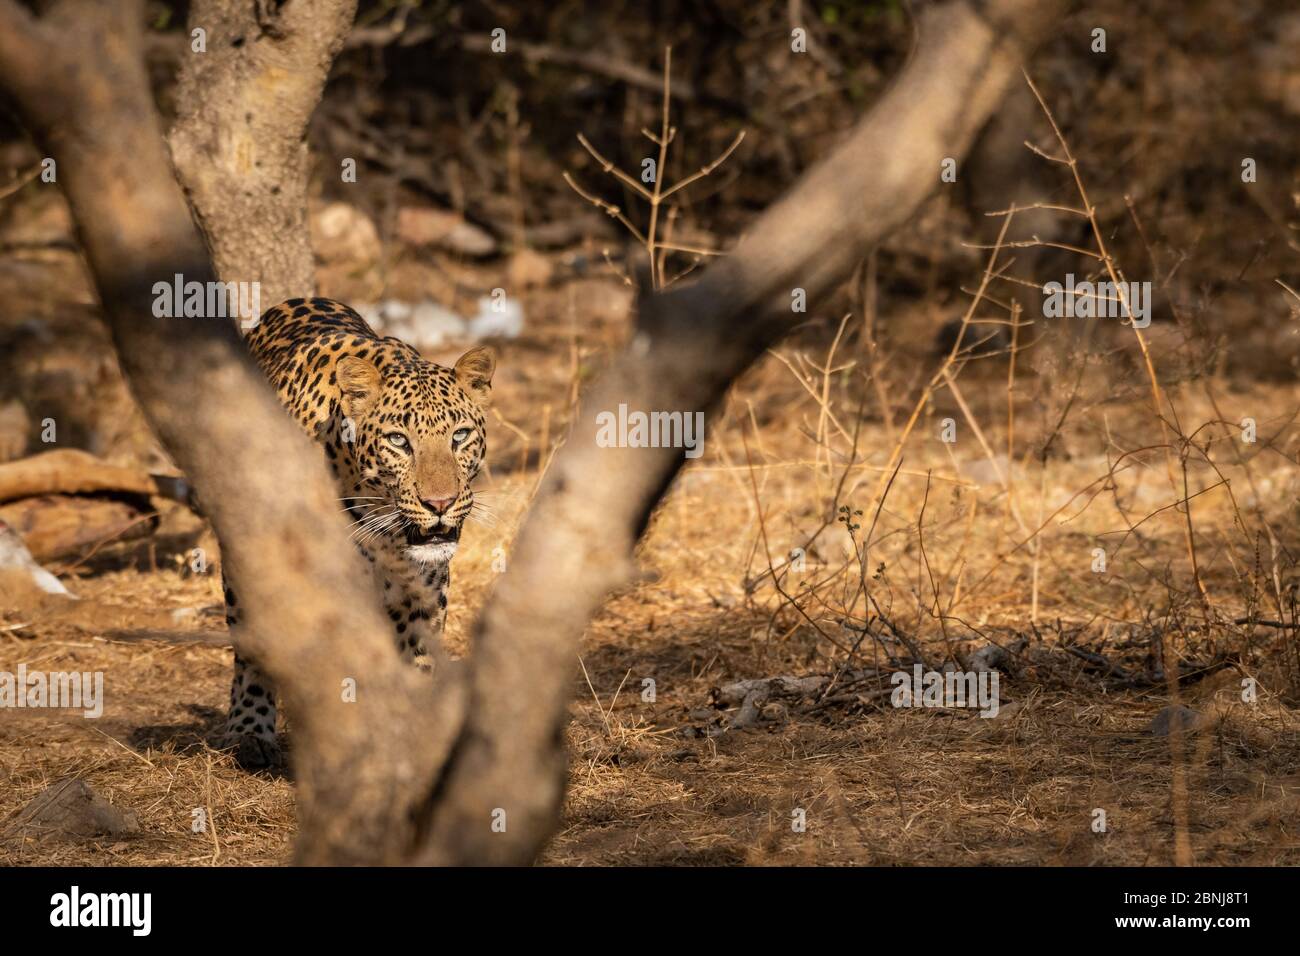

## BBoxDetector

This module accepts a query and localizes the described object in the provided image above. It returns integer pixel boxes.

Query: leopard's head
[336,344,495,564]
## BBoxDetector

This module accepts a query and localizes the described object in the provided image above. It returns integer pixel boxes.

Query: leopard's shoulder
[245,297,422,416]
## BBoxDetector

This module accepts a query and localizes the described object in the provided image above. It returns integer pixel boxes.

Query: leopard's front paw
[218,732,284,772]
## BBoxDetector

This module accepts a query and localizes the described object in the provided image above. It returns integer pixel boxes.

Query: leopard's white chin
[405,541,458,565]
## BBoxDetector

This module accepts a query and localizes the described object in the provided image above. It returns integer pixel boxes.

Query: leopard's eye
[451,427,472,447]
[385,432,410,450]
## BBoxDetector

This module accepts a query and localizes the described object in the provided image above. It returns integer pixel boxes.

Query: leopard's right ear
[336,355,382,419]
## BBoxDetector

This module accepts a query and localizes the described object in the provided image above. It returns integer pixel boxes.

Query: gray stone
[1148,705,1203,737]
[5,778,139,841]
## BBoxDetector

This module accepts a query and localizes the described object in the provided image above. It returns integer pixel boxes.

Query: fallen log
[0,448,178,503]
[0,494,155,562]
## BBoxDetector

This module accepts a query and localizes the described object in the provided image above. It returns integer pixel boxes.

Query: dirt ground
[3,190,1300,866]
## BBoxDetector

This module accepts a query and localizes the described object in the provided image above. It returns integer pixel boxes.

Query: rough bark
[0,0,1070,865]
[167,0,357,310]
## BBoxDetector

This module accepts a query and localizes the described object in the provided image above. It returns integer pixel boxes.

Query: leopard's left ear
[454,346,496,406]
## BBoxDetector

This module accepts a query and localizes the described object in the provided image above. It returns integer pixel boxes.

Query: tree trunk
[167,0,358,311]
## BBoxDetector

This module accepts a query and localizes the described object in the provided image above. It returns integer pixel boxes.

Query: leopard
[217,296,495,769]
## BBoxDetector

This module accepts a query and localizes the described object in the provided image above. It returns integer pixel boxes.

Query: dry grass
[4,290,1300,865]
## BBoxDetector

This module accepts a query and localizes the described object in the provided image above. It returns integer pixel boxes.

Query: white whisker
[351,508,402,544]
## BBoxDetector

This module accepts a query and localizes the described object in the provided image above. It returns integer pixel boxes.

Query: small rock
[396,206,496,257]
[991,699,1023,720]
[407,301,470,346]
[365,299,411,324]
[310,201,381,265]
[1148,705,1203,737]
[507,248,553,289]
[0,519,73,598]
[970,643,1009,673]
[358,299,470,348]
[467,295,524,340]
[5,779,139,841]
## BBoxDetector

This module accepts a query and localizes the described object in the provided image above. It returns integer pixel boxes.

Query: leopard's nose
[421,496,454,515]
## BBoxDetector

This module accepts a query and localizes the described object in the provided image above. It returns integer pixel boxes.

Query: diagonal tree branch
[415,0,1073,863]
